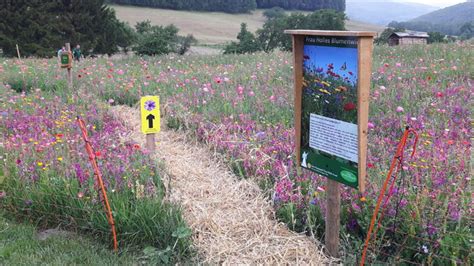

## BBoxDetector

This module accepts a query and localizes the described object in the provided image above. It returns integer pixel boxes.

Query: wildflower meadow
[1,42,472,264]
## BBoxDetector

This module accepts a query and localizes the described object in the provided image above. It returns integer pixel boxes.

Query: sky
[303,45,358,84]
[390,0,465,7]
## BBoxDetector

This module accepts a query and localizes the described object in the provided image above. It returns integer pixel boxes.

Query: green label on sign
[340,170,357,183]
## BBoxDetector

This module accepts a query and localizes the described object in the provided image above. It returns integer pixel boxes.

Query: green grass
[0,213,139,265]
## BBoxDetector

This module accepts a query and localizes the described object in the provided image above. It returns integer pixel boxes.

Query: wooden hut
[388,31,429,46]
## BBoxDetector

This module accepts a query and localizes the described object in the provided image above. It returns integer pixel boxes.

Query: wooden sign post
[285,30,375,257]
[16,44,21,60]
[140,96,160,152]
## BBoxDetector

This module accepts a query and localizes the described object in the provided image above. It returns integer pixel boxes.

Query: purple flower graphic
[144,100,156,111]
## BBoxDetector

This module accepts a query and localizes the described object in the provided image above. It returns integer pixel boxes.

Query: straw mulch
[110,105,332,265]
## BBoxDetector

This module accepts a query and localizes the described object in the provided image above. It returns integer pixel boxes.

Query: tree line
[106,0,345,13]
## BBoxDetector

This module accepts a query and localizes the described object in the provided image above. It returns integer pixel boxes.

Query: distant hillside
[107,0,346,13]
[111,5,384,45]
[410,1,473,25]
[389,2,474,36]
[346,1,438,25]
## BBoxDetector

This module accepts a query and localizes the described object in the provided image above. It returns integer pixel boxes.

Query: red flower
[95,151,102,158]
[133,144,140,150]
[368,163,375,168]
[343,102,356,111]
[435,92,443,98]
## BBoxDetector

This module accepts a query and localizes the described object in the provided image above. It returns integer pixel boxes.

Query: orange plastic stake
[360,126,418,266]
[77,117,118,251]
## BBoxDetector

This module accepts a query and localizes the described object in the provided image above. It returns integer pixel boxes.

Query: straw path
[110,105,331,264]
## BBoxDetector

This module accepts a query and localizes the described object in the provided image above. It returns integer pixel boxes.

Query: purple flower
[24,199,32,206]
[74,163,86,185]
[426,223,437,236]
[347,218,359,231]
[144,100,156,111]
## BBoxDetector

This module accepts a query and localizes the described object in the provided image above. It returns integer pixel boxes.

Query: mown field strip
[110,105,331,264]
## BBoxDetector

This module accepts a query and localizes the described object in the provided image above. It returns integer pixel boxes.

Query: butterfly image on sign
[140,96,160,134]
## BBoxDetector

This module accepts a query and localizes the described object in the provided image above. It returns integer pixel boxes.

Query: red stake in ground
[360,126,418,265]
[77,117,118,251]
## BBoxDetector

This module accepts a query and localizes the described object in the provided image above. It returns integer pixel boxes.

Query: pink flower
[248,91,255,97]
[396,106,404,113]
[269,95,276,102]
[117,69,124,75]
[236,85,244,96]
[396,63,402,67]
[368,122,375,129]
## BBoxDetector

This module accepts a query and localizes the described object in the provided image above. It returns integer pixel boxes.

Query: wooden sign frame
[285,30,375,192]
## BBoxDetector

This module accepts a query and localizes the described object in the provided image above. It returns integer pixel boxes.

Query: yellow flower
[57,157,63,162]
[37,162,43,167]
[360,197,367,202]
[319,89,331,95]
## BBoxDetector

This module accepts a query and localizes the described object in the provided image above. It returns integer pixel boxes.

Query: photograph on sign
[300,36,359,189]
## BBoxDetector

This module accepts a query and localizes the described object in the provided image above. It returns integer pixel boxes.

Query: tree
[459,22,474,40]
[0,0,134,57]
[257,9,346,52]
[427,32,446,44]
[263,7,285,20]
[224,23,260,54]
[132,22,196,56]
[177,34,197,55]
[133,24,179,56]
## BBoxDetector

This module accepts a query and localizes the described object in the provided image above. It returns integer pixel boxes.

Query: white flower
[422,245,429,253]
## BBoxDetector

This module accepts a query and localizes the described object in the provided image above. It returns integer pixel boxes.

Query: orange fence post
[77,117,118,251]
[360,126,418,265]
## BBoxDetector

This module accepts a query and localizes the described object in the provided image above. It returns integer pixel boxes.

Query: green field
[111,4,384,45]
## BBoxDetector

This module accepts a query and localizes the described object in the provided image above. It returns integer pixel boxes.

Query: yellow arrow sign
[141,96,160,134]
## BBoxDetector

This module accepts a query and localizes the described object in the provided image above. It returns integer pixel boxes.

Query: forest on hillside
[106,0,346,13]
[388,2,474,37]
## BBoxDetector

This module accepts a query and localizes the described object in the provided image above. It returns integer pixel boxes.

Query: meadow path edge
[110,105,331,264]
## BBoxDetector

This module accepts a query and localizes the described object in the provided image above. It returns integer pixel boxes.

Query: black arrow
[146,114,155,128]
